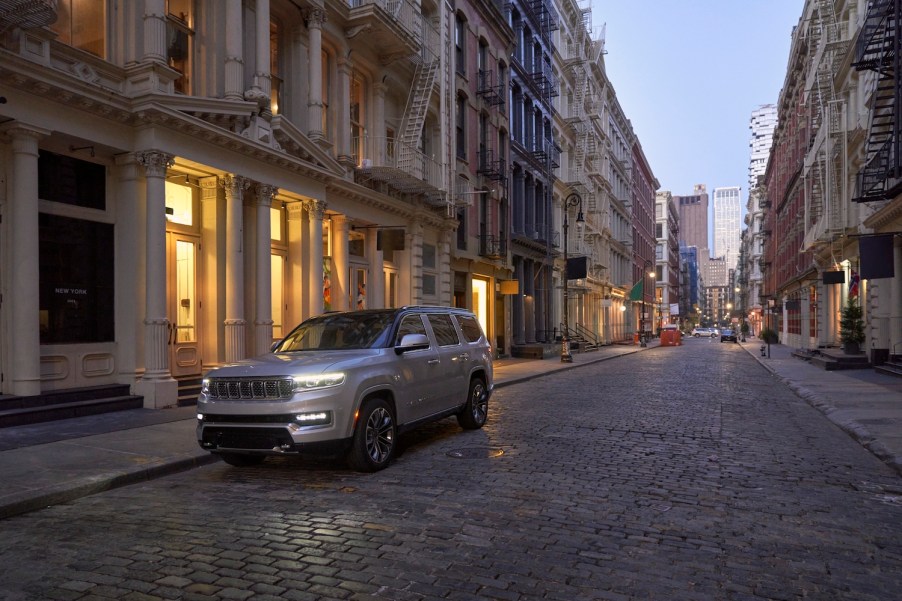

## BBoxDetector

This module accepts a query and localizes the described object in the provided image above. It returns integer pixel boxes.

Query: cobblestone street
[1,341,901,600]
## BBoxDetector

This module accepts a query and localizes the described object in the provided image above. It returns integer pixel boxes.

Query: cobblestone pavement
[1,342,901,600]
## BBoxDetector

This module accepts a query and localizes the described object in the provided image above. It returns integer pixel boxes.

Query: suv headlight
[292,372,345,391]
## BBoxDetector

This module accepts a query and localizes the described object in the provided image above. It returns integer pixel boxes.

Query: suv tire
[457,377,488,430]
[347,398,396,472]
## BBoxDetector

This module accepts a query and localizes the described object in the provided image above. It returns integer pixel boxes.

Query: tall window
[51,0,105,57]
[456,94,467,160]
[455,13,466,75]
[39,214,114,344]
[350,73,366,165]
[166,0,194,94]
[322,50,331,138]
[477,39,488,76]
[270,21,282,114]
[497,63,507,110]
[478,111,488,169]
[422,243,437,298]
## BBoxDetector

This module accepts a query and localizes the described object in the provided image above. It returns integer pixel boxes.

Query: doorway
[167,232,202,378]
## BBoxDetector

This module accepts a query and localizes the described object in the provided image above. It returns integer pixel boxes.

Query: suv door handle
[427,359,440,365]
[458,353,470,361]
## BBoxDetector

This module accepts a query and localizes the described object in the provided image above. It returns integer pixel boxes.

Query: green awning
[628,279,643,301]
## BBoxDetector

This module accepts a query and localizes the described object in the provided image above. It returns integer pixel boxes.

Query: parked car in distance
[720,328,738,343]
[691,327,719,338]
[196,307,494,472]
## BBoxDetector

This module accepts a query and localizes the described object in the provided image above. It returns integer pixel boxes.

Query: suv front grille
[206,378,294,400]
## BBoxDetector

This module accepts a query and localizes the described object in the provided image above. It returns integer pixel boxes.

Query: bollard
[760,345,766,357]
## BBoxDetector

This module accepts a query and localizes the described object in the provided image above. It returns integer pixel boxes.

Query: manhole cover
[446,447,505,459]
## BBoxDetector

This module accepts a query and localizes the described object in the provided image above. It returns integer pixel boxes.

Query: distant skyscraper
[749,104,777,190]
[676,184,709,258]
[713,186,741,269]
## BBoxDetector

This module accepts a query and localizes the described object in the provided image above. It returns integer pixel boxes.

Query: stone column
[114,153,142,384]
[513,258,525,345]
[224,0,244,101]
[367,229,384,309]
[525,260,536,343]
[439,229,452,306]
[7,124,48,396]
[331,214,350,311]
[306,200,326,315]
[408,219,424,305]
[142,0,167,63]
[304,8,326,140]
[222,175,249,362]
[255,184,277,355]
[135,150,177,408]
[244,0,271,108]
[286,203,305,324]
[892,244,902,356]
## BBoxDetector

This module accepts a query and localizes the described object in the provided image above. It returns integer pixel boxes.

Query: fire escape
[0,0,56,32]
[802,0,850,249]
[853,0,902,202]
[564,3,594,263]
[353,1,446,206]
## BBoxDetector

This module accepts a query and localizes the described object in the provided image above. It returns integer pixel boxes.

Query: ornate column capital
[303,7,326,29]
[136,151,175,177]
[304,199,327,220]
[256,183,278,206]
[221,174,251,196]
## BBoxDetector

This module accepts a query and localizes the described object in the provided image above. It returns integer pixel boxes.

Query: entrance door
[167,233,202,378]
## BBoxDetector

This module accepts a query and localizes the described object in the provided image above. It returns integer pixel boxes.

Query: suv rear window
[456,314,484,343]
[427,314,461,346]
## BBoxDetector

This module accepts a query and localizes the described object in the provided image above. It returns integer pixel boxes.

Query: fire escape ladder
[397,56,440,171]
[853,0,902,201]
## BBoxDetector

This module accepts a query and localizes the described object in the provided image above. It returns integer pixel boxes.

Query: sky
[591,0,805,208]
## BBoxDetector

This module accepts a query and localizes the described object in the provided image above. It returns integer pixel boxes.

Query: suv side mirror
[395,333,430,354]
[270,340,282,352]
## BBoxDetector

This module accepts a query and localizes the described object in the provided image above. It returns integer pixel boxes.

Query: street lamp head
[576,210,585,223]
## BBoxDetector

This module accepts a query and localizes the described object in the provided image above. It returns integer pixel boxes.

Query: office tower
[713,186,742,270]
[676,184,710,283]
[749,104,777,190]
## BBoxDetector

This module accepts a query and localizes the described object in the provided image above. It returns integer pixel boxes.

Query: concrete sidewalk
[1,338,900,520]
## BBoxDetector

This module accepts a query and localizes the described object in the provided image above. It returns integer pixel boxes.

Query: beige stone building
[0,0,460,408]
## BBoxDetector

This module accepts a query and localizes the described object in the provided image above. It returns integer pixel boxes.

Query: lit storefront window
[471,278,489,336]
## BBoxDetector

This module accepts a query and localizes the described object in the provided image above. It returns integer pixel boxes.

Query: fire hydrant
[760,345,766,357]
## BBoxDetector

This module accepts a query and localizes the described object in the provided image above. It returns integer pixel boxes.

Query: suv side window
[395,314,428,345]
[455,314,484,343]
[427,314,461,346]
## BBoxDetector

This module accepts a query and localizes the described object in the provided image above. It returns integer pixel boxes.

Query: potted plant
[840,297,865,354]
[739,322,750,342]
[759,328,778,344]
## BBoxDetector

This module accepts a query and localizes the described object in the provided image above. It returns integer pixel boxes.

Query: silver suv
[196,307,494,472]
[691,327,719,338]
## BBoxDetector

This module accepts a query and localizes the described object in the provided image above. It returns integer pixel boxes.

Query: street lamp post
[561,192,584,363]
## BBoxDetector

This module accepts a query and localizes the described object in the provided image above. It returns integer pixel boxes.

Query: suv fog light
[294,411,331,427]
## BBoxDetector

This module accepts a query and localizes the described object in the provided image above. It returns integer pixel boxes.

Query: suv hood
[207,349,384,378]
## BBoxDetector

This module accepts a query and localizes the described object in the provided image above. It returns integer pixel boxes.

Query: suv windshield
[275,310,396,351]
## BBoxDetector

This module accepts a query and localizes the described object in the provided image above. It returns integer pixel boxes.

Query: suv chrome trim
[206,377,294,400]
